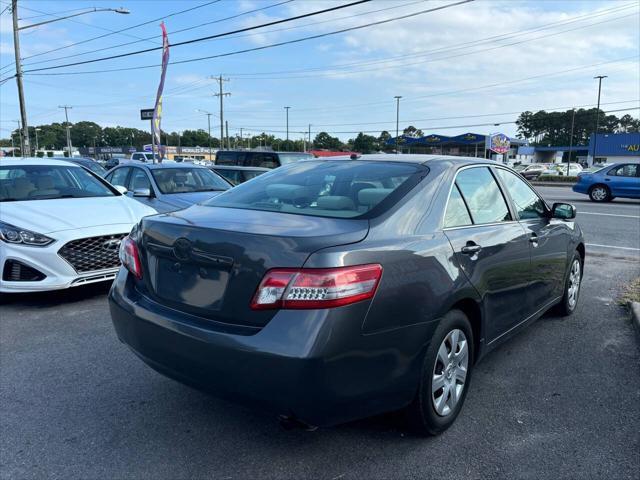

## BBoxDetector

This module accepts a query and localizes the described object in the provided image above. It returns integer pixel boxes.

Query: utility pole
[284,106,291,143]
[35,127,41,152]
[394,96,402,154]
[12,0,30,156]
[59,105,73,156]
[591,75,607,166]
[10,3,129,158]
[225,121,229,150]
[212,75,230,150]
[567,108,575,176]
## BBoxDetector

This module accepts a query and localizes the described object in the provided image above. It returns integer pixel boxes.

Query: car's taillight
[119,236,142,279]
[251,264,382,310]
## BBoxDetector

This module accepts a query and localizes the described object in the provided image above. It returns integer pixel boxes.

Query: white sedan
[0,158,156,293]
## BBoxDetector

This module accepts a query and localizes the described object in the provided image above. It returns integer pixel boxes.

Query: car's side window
[455,167,511,224]
[108,168,130,187]
[129,169,151,191]
[609,164,637,177]
[495,168,546,220]
[443,185,473,228]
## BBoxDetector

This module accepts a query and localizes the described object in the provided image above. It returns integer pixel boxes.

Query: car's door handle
[461,244,482,255]
[529,233,539,245]
[605,178,611,181]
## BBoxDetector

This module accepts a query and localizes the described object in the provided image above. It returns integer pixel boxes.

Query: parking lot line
[578,211,640,219]
[586,243,640,251]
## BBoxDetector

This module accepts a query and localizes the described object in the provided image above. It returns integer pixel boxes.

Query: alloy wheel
[567,258,581,309]
[432,329,469,417]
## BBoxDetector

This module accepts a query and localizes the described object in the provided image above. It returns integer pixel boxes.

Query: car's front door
[605,164,639,197]
[494,167,570,314]
[443,166,531,341]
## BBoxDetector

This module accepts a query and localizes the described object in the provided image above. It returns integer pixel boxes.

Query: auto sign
[487,133,511,154]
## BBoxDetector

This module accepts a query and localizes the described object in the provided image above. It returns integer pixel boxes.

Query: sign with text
[140,109,154,120]
[486,133,511,154]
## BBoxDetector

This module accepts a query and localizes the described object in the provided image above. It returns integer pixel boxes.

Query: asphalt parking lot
[1,186,639,480]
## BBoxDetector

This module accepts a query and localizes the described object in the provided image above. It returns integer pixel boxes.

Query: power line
[221,4,639,79]
[233,107,639,136]
[16,1,223,63]
[226,100,640,129]
[21,0,375,73]
[21,0,474,75]
[17,0,298,70]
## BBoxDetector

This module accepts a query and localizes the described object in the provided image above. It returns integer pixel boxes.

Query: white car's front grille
[58,233,127,273]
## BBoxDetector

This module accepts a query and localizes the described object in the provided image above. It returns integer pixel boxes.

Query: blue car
[105,163,231,213]
[573,163,640,202]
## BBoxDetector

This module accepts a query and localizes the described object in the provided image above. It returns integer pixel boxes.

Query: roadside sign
[140,109,154,120]
[486,133,511,154]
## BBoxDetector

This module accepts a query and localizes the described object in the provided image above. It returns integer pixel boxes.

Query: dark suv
[215,150,314,169]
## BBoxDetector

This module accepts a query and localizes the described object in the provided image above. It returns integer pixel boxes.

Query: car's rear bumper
[109,270,434,426]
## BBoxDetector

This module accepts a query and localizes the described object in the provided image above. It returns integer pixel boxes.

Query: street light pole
[394,96,402,154]
[10,2,130,159]
[59,105,73,156]
[284,106,291,144]
[591,75,607,166]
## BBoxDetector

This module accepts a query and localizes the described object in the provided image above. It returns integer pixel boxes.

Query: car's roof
[0,157,80,167]
[210,165,270,171]
[115,162,209,170]
[307,153,497,165]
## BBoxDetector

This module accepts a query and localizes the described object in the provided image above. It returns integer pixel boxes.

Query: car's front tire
[406,309,474,436]
[589,184,610,202]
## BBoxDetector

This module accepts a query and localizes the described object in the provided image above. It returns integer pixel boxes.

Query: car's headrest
[358,188,393,207]
[316,196,356,211]
[265,184,311,201]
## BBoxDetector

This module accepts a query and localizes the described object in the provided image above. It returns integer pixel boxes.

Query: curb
[630,301,640,336]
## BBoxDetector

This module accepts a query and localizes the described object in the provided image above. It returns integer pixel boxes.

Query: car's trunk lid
[137,205,369,328]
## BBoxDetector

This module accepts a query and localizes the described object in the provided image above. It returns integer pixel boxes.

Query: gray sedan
[105,163,231,213]
[110,155,584,435]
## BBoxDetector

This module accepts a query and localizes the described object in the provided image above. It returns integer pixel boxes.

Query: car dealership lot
[1,188,638,480]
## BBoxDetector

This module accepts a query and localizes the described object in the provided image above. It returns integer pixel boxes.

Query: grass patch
[618,277,640,305]
[537,175,579,183]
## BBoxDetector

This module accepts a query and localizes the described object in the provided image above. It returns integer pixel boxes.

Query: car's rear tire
[589,184,610,202]
[406,309,474,436]
[555,252,583,316]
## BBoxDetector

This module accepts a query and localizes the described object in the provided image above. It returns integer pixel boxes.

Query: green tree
[352,132,378,153]
[403,126,423,138]
[313,132,343,150]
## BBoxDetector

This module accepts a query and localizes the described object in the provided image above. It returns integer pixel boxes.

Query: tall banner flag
[152,22,170,161]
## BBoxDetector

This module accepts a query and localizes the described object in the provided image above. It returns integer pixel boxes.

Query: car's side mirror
[114,185,128,194]
[133,188,152,198]
[552,202,576,220]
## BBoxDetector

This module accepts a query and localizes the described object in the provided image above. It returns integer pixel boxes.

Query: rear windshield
[203,160,426,218]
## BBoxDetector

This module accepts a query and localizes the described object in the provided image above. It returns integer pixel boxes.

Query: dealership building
[387,132,528,161]
[516,132,640,166]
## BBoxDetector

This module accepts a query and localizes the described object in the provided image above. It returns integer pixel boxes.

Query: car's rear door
[443,166,531,341]
[606,164,639,197]
[494,167,569,315]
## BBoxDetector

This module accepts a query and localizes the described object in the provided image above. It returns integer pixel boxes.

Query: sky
[0,0,639,143]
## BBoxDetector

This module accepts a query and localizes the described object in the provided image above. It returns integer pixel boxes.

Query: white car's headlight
[0,222,54,247]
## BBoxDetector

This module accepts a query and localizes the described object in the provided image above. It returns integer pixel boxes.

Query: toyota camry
[109,155,584,435]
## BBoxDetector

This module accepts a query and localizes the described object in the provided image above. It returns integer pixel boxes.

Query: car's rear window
[203,160,426,219]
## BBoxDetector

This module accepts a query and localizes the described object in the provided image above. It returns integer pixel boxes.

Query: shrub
[536,175,578,183]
